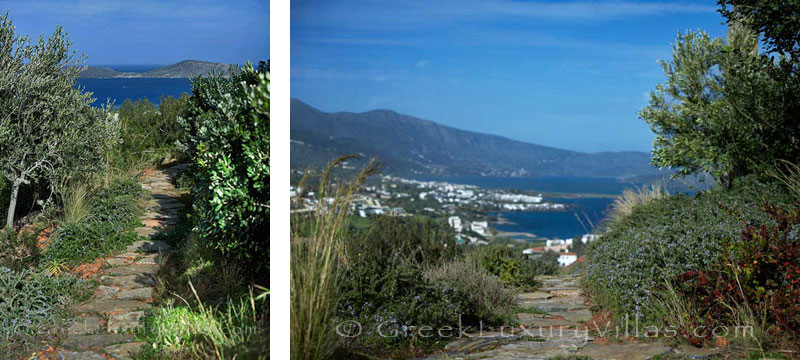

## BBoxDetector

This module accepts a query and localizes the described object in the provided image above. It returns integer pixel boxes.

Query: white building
[581,234,600,244]
[448,216,463,232]
[558,252,578,267]
[419,192,428,200]
[545,238,573,247]
[470,221,488,236]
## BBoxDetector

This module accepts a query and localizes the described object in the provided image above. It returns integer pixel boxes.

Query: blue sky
[2,0,268,65]
[291,0,728,153]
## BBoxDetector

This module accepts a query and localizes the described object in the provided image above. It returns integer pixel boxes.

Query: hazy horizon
[3,0,268,66]
[292,0,728,153]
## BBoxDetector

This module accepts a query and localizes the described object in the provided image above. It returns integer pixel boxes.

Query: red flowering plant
[675,204,800,344]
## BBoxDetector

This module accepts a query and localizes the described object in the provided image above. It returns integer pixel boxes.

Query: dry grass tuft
[607,183,668,223]
[290,155,380,360]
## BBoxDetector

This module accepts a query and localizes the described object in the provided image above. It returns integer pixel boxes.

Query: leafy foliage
[44,178,143,265]
[0,267,87,343]
[348,216,459,267]
[470,246,553,290]
[586,177,794,323]
[0,13,118,227]
[673,205,800,344]
[423,258,519,325]
[337,258,465,348]
[181,62,268,269]
[112,95,191,169]
[718,0,800,64]
[0,229,39,270]
[640,25,800,188]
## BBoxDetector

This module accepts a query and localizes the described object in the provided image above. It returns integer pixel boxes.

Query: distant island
[80,60,231,79]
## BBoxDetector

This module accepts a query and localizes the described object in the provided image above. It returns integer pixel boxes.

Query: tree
[639,25,800,188]
[718,0,800,65]
[0,13,118,227]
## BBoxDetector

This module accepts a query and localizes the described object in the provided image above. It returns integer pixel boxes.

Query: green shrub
[423,258,519,325]
[586,177,794,323]
[112,95,191,169]
[44,177,143,265]
[181,62,268,271]
[672,205,800,345]
[337,258,464,348]
[0,229,39,270]
[348,215,459,268]
[0,268,88,343]
[470,246,547,290]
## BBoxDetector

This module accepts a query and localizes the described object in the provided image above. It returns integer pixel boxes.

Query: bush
[672,205,800,344]
[0,229,39,270]
[470,246,547,290]
[44,178,143,265]
[181,62,268,270]
[424,258,519,325]
[349,216,459,267]
[0,268,87,343]
[337,258,465,348]
[112,95,191,169]
[586,177,794,323]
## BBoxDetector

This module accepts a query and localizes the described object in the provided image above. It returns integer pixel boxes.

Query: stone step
[117,287,153,301]
[576,342,672,360]
[67,316,103,336]
[101,263,158,276]
[73,300,151,315]
[126,240,169,253]
[99,274,155,288]
[61,334,134,350]
[103,342,145,360]
[57,350,106,360]
[134,227,158,238]
[518,292,552,301]
[107,311,145,333]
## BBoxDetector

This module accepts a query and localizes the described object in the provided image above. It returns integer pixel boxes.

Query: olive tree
[639,24,800,188]
[0,13,118,227]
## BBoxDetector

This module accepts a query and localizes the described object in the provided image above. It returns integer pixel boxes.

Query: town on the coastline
[291,171,600,266]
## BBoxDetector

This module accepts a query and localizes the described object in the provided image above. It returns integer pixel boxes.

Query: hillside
[291,99,661,178]
[80,60,231,79]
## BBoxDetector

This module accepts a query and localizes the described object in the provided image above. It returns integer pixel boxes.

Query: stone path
[429,273,721,360]
[56,164,187,360]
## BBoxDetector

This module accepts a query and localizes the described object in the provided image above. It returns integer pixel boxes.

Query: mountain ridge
[80,60,231,79]
[291,99,661,178]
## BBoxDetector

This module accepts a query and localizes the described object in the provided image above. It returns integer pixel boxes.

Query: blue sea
[414,175,638,241]
[493,197,615,240]
[76,65,191,107]
[77,78,192,107]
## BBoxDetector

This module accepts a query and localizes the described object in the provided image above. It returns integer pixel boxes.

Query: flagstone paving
[428,274,722,360]
[53,164,188,360]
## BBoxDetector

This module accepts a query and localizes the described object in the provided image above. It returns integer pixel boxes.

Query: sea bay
[76,78,192,107]
[413,175,635,241]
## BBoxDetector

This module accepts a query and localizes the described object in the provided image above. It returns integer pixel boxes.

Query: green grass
[135,284,267,360]
[348,215,370,230]
[44,177,144,265]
